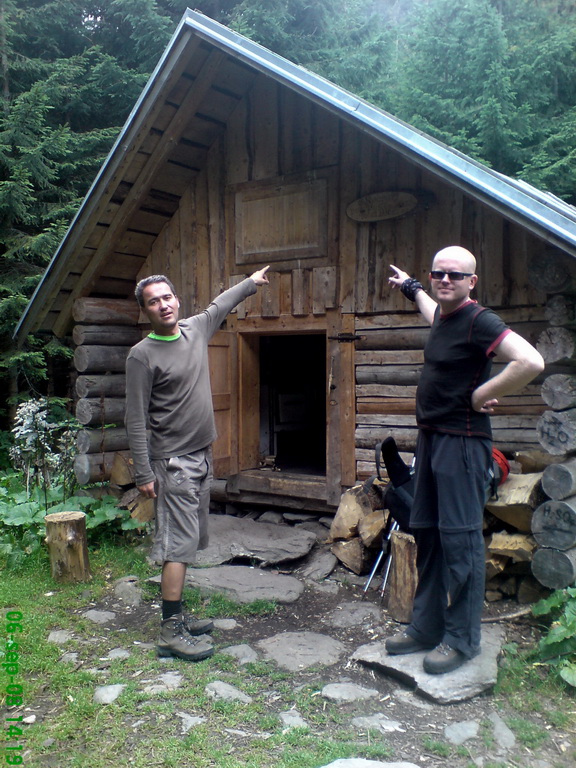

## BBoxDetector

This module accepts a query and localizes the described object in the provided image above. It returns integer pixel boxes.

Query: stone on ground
[321,682,380,702]
[350,714,405,734]
[221,644,259,665]
[82,609,116,624]
[181,565,305,603]
[257,630,345,671]
[194,514,317,566]
[351,626,504,704]
[205,680,253,703]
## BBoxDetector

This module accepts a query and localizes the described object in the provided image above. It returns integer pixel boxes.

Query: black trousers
[406,431,491,658]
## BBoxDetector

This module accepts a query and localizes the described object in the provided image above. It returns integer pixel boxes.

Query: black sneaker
[385,630,434,655]
[423,643,467,674]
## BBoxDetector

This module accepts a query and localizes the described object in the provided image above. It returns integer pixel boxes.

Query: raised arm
[250,265,270,285]
[388,264,437,325]
[471,331,545,413]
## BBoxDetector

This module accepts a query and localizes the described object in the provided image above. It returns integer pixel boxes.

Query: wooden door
[208,330,238,478]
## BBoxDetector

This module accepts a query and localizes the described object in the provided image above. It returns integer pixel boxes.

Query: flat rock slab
[221,644,259,665]
[321,682,380,702]
[300,550,338,581]
[194,515,317,566]
[323,601,382,629]
[82,609,116,624]
[351,626,504,703]
[205,681,253,703]
[257,630,345,671]
[351,714,405,734]
[179,565,304,604]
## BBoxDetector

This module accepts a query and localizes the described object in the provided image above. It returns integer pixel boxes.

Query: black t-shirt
[416,300,510,438]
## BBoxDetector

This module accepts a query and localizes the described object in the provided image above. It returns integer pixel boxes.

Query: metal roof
[184,10,576,251]
[14,8,576,342]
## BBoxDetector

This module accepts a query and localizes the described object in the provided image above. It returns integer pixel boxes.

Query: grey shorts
[150,446,212,565]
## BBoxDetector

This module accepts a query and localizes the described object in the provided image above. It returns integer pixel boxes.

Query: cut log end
[531,546,576,590]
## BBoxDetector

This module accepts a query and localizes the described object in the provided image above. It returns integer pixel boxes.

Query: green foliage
[229,0,393,99]
[9,396,78,495]
[532,587,576,687]
[0,471,143,569]
[0,396,143,567]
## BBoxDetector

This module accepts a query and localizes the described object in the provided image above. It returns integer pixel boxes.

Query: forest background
[1,0,575,422]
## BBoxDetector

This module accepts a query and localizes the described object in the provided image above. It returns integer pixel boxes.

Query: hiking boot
[157,616,214,661]
[385,630,434,655]
[423,643,467,674]
[181,614,214,636]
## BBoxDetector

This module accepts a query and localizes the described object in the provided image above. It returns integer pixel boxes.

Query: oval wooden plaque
[346,191,419,222]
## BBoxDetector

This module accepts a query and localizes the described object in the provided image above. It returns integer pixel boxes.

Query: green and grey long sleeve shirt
[125,278,257,486]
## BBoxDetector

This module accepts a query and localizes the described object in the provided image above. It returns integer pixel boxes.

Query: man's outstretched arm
[388,264,437,325]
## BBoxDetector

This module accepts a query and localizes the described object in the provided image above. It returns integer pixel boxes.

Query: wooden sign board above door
[346,190,433,222]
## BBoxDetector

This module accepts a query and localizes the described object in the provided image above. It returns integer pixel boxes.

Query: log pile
[530,460,576,589]
[72,297,141,486]
[330,454,570,606]
[536,254,576,456]
[328,480,388,575]
[109,452,155,524]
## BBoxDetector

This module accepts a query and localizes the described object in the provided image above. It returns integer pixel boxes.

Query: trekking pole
[379,520,399,600]
[362,549,384,599]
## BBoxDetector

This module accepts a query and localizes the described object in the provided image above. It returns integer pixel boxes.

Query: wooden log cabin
[14,10,576,515]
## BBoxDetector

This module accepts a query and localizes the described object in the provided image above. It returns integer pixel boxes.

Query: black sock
[162,599,182,620]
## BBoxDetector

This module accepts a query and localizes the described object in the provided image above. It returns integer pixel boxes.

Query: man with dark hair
[125,267,269,661]
[134,274,178,308]
[385,246,544,674]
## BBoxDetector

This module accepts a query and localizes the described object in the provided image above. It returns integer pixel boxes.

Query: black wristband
[400,278,424,302]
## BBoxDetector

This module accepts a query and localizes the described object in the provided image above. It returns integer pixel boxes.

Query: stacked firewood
[531,254,576,590]
[329,452,571,605]
[531,459,576,590]
[484,458,548,603]
[107,453,155,524]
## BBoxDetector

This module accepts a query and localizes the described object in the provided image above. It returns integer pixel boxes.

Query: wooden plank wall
[136,72,552,486]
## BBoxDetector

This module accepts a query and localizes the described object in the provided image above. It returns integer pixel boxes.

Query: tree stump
[45,511,91,583]
[387,530,417,623]
[531,546,576,590]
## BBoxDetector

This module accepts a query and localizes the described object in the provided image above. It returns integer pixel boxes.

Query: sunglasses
[430,270,473,281]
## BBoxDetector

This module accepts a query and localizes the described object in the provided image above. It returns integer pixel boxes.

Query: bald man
[385,246,544,674]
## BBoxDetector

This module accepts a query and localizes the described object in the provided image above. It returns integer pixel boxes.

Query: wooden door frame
[236,312,355,505]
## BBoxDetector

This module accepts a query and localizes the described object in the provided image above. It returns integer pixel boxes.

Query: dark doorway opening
[259,335,326,474]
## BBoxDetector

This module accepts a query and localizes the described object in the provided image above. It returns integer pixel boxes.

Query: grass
[1,539,575,768]
[0,542,395,768]
[494,642,574,730]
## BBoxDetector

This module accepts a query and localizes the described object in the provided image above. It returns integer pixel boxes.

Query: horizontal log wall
[72,297,138,485]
